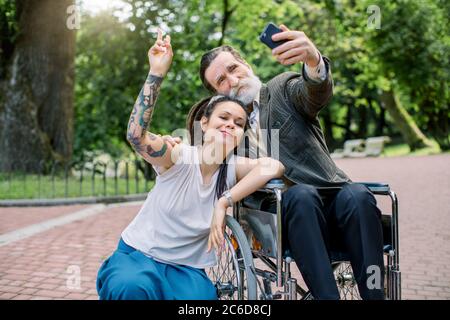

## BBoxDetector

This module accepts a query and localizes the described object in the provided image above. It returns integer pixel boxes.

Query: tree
[74,0,233,160]
[74,11,142,160]
[72,0,448,157]
[0,0,76,172]
[365,0,449,150]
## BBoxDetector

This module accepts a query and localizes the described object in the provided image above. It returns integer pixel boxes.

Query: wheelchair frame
[233,180,401,300]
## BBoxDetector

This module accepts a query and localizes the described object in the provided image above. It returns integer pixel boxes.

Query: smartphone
[259,22,288,50]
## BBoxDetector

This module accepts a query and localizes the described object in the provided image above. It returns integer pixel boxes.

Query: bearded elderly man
[194,24,385,300]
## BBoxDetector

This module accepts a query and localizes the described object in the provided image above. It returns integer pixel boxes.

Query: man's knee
[282,184,322,219]
[336,183,380,222]
[283,184,320,201]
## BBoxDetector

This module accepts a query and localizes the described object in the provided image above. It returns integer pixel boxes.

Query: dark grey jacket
[258,56,350,188]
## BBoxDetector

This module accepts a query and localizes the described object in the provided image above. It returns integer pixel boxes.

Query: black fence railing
[0,157,156,200]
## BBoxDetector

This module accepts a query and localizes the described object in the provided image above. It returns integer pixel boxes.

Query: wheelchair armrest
[357,182,391,195]
[262,179,285,190]
[241,179,284,211]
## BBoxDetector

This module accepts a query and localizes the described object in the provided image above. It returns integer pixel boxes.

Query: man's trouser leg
[281,184,340,300]
[327,183,385,300]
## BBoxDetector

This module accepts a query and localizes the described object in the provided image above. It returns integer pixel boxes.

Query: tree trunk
[218,0,236,46]
[375,100,386,136]
[380,89,433,151]
[357,105,367,137]
[344,104,353,141]
[0,0,76,172]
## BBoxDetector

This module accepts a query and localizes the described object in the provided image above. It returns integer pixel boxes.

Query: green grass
[0,173,155,200]
[383,140,443,157]
[2,141,448,200]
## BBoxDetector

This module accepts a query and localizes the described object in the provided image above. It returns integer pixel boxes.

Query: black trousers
[266,183,385,300]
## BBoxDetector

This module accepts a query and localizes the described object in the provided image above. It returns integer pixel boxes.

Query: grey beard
[229,74,262,106]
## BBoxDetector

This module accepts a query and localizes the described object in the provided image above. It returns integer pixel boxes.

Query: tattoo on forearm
[127,73,166,158]
[146,143,167,158]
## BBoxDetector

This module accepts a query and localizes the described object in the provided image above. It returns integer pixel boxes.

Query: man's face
[204,52,262,106]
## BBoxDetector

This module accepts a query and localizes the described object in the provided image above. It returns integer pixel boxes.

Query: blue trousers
[96,238,217,300]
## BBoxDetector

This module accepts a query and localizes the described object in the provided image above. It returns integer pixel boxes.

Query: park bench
[364,136,391,157]
[331,136,391,159]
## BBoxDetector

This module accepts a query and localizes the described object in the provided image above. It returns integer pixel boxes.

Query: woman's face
[201,101,247,153]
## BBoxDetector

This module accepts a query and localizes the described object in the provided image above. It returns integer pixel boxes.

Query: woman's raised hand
[148,28,173,77]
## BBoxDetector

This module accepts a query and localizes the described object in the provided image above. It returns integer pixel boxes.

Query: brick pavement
[0,205,90,234]
[0,204,139,300]
[0,154,449,300]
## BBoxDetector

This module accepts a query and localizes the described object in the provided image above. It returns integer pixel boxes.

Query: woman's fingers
[212,227,220,251]
[161,135,182,147]
[150,44,166,55]
[208,222,218,253]
[151,28,169,54]
[164,34,171,46]
[157,28,163,41]
[207,234,212,253]
[164,35,173,55]
[215,225,224,252]
[161,135,174,146]
[216,224,224,245]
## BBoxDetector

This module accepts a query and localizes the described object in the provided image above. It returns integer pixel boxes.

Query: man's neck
[254,91,261,104]
[247,92,261,114]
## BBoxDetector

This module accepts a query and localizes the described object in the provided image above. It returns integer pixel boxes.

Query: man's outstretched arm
[271,24,334,119]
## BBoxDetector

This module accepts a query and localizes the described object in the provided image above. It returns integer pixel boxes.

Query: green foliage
[0,0,18,76]
[0,172,154,199]
[73,0,449,158]
[75,11,142,160]
[363,0,450,149]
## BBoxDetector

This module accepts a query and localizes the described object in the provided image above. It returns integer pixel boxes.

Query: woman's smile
[220,129,233,138]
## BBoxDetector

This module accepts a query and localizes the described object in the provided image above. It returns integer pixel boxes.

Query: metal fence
[0,158,156,200]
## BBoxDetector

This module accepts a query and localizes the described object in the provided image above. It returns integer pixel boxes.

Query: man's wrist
[304,51,327,83]
[305,50,321,68]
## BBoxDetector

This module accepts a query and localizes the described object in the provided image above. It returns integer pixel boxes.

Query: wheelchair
[206,179,401,300]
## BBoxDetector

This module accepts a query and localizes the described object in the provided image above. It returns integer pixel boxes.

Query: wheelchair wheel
[333,262,362,300]
[206,215,257,300]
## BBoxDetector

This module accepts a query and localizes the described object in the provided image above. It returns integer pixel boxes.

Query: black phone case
[259,23,288,49]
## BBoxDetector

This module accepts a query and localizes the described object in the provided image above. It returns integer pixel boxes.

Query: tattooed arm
[126,28,180,169]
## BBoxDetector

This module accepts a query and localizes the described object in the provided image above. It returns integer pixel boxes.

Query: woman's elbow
[273,160,285,177]
[127,132,142,150]
[259,158,285,178]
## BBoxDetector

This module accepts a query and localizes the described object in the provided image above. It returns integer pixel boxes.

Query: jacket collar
[258,84,270,130]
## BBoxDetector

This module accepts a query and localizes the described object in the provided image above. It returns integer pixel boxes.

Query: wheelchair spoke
[334,262,361,300]
[205,216,257,300]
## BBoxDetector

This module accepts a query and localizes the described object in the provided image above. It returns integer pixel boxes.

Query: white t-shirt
[121,143,237,269]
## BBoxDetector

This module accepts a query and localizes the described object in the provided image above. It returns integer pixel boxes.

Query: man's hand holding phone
[260,23,321,67]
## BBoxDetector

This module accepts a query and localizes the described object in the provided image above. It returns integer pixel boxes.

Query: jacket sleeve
[285,56,334,120]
